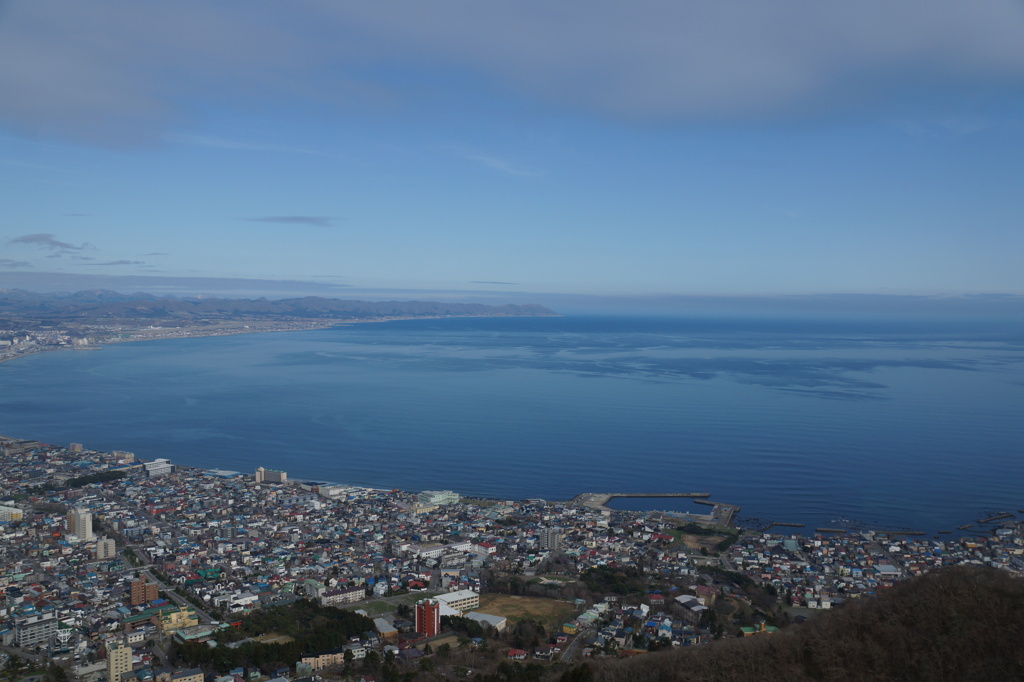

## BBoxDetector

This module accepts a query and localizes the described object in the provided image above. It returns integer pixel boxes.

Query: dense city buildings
[0,433,1022,679]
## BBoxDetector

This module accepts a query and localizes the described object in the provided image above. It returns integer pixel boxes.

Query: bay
[2,315,1022,533]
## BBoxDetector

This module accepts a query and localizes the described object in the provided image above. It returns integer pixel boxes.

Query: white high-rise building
[68,508,94,541]
[143,458,174,478]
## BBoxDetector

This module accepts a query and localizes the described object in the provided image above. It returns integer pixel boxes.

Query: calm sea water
[2,315,1023,533]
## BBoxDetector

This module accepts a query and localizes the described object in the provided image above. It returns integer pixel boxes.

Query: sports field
[478,594,577,629]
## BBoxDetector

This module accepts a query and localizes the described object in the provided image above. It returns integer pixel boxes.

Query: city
[1,435,1021,681]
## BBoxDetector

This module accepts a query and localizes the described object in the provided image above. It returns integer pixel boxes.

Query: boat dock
[570,492,709,510]
[569,492,738,527]
[978,513,1014,523]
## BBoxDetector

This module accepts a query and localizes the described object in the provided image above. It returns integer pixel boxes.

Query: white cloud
[1,0,1023,144]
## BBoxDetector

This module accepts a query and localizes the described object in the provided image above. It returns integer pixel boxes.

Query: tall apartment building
[130,580,159,606]
[255,467,287,483]
[539,527,562,551]
[415,598,440,638]
[93,537,117,560]
[106,638,132,682]
[68,508,94,541]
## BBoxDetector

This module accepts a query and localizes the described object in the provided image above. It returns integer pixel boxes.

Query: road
[559,627,594,662]
[0,644,46,665]
[139,568,217,623]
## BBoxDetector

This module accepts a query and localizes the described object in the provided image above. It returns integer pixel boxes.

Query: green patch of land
[478,594,577,631]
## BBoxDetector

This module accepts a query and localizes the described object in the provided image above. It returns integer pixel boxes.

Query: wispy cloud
[0,271,355,297]
[169,134,323,156]
[463,153,541,178]
[7,233,90,256]
[144,252,169,256]
[0,259,32,269]
[84,260,146,266]
[889,117,995,136]
[246,216,342,227]
[472,281,520,285]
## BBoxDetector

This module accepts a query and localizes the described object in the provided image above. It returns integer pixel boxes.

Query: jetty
[569,492,741,528]
[573,489,708,509]
[570,492,709,510]
[978,513,1013,524]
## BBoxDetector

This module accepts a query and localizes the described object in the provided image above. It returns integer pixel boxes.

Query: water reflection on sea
[1,315,1022,533]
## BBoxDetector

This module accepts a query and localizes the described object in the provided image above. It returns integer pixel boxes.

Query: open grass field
[253,632,295,644]
[676,532,728,551]
[478,594,577,630]
[344,591,442,617]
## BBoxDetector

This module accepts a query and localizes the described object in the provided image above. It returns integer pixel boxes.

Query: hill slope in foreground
[575,566,1024,682]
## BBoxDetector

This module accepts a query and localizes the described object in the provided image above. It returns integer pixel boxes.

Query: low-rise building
[434,589,479,614]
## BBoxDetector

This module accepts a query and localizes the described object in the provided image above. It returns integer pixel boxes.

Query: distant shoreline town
[0,315,487,365]
[1,433,1021,680]
[0,288,559,365]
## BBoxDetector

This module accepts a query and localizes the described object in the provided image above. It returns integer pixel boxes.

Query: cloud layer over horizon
[1,1,1022,298]
[3,1,1024,144]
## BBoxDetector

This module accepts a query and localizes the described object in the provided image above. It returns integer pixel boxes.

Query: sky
[2,1,1024,310]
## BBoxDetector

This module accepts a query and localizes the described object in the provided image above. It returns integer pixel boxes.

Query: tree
[560,663,594,682]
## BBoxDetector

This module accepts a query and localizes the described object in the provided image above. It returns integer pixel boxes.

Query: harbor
[569,492,739,527]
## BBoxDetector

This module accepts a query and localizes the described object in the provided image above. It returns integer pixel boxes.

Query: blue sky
[2,1,1023,308]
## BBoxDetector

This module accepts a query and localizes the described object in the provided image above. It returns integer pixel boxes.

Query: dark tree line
[578,566,1024,682]
[172,600,373,673]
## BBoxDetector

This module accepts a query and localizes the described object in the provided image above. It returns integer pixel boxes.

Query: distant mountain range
[0,288,557,322]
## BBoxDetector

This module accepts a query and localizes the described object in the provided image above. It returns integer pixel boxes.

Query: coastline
[0,312,560,366]
[2,314,1018,536]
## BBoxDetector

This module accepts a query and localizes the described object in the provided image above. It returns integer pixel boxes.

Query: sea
[2,315,1023,534]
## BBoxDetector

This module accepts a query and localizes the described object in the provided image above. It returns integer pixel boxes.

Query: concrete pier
[569,492,710,510]
[569,492,739,528]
